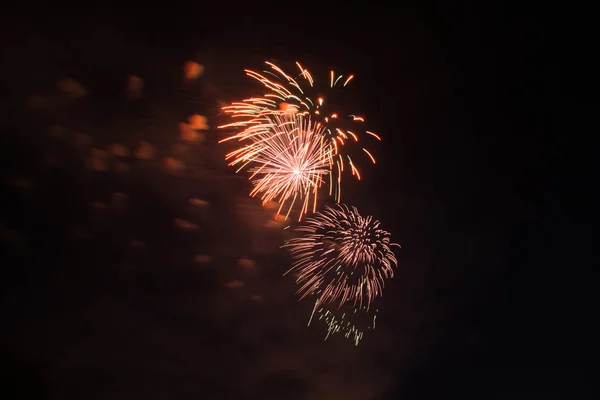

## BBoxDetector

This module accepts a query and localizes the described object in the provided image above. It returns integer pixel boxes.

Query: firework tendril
[307,296,379,346]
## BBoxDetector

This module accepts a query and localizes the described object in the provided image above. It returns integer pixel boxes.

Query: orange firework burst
[218,60,381,203]
[223,112,333,220]
[283,204,400,309]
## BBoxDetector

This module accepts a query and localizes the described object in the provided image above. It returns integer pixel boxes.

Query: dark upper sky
[1,3,593,399]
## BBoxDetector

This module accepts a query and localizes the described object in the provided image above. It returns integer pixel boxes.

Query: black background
[1,3,594,399]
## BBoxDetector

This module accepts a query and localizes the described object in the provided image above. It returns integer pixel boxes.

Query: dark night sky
[1,3,594,399]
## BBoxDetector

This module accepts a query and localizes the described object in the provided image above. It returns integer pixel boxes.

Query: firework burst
[224,112,333,220]
[219,61,381,202]
[283,204,400,309]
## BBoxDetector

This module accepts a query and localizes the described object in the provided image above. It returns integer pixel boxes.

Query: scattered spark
[308,298,379,346]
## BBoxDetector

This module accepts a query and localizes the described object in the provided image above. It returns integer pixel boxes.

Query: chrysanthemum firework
[224,112,333,220]
[219,61,381,202]
[283,204,400,309]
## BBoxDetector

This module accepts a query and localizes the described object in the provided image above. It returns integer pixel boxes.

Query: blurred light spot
[194,254,212,263]
[108,143,129,157]
[224,280,244,289]
[173,218,198,231]
[89,201,108,209]
[263,200,279,210]
[188,114,209,130]
[238,258,256,269]
[25,95,45,108]
[0,228,26,248]
[264,219,282,229]
[57,77,86,98]
[130,239,145,248]
[86,148,109,171]
[72,227,92,239]
[189,197,210,208]
[170,143,188,158]
[110,192,128,209]
[134,141,156,160]
[45,155,60,166]
[183,61,204,80]
[279,102,293,111]
[164,157,185,173]
[7,176,31,190]
[179,122,202,143]
[48,125,66,138]
[73,133,92,148]
[126,75,144,100]
[250,295,263,302]
[114,161,131,173]
[274,213,287,222]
